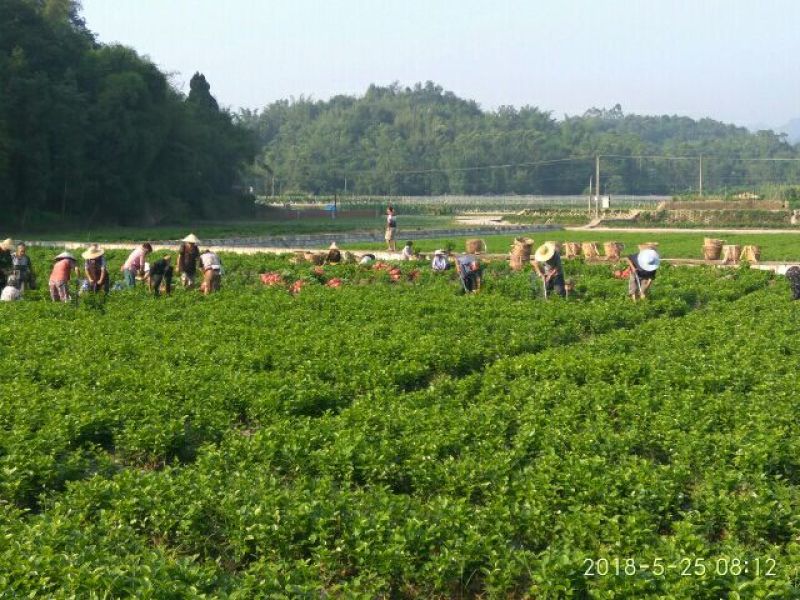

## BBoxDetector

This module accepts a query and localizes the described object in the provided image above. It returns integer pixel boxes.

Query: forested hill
[240,83,800,197]
[0,0,256,228]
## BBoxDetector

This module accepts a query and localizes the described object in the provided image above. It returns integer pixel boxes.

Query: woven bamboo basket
[509,238,534,271]
[739,245,761,263]
[581,241,600,259]
[563,242,582,259]
[702,238,724,261]
[603,241,624,261]
[466,239,486,254]
[637,242,659,251]
[721,244,740,264]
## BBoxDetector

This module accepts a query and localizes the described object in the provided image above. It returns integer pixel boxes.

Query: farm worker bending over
[82,244,109,294]
[785,266,800,300]
[121,243,153,288]
[49,251,79,302]
[176,234,201,288]
[456,254,482,293]
[199,249,222,295]
[626,248,660,301]
[532,243,565,298]
[324,242,342,265]
[12,243,35,293]
[385,205,397,252]
[147,254,174,297]
[431,249,450,271]
[0,238,13,288]
[359,253,376,266]
[401,241,414,261]
[1,275,21,302]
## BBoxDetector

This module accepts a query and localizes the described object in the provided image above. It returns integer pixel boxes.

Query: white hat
[637,248,661,272]
[54,251,75,261]
[534,242,556,263]
[434,249,445,256]
[329,242,339,250]
[0,238,14,251]
[81,244,105,260]
[182,233,200,244]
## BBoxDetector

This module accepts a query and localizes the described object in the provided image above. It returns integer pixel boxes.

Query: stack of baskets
[509,238,534,271]
[702,238,725,261]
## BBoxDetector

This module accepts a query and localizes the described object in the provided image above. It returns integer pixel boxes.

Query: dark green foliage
[0,0,256,228]
[240,82,800,196]
[3,250,799,596]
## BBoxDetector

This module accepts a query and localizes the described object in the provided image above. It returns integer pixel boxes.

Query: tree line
[0,0,256,229]
[240,83,800,198]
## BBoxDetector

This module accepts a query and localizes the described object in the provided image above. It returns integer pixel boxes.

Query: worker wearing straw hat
[82,244,109,294]
[0,238,13,288]
[324,242,342,265]
[176,234,201,288]
[48,251,79,302]
[532,242,566,298]
[1,275,21,302]
[431,249,450,272]
[626,248,660,301]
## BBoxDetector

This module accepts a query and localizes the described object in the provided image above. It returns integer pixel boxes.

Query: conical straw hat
[534,242,556,263]
[81,244,105,260]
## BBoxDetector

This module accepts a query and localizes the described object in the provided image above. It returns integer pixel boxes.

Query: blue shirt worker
[456,254,482,293]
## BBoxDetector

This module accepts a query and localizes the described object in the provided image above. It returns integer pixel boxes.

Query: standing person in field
[82,244,109,294]
[121,243,152,288]
[12,242,35,293]
[0,238,13,288]
[199,248,222,295]
[49,251,79,302]
[147,254,174,297]
[385,205,397,252]
[626,248,660,301]
[532,243,566,298]
[455,254,482,293]
[176,234,201,288]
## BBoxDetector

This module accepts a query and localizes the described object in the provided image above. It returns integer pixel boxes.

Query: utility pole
[271,175,275,197]
[588,176,593,215]
[698,156,703,196]
[595,155,600,218]
[344,175,348,195]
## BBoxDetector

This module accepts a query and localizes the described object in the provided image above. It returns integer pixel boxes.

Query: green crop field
[1,249,799,597]
[354,230,800,261]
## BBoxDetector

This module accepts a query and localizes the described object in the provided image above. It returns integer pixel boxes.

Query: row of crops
[1,249,798,597]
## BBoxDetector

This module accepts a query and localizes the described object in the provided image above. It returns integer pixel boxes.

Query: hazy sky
[81,0,800,127]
